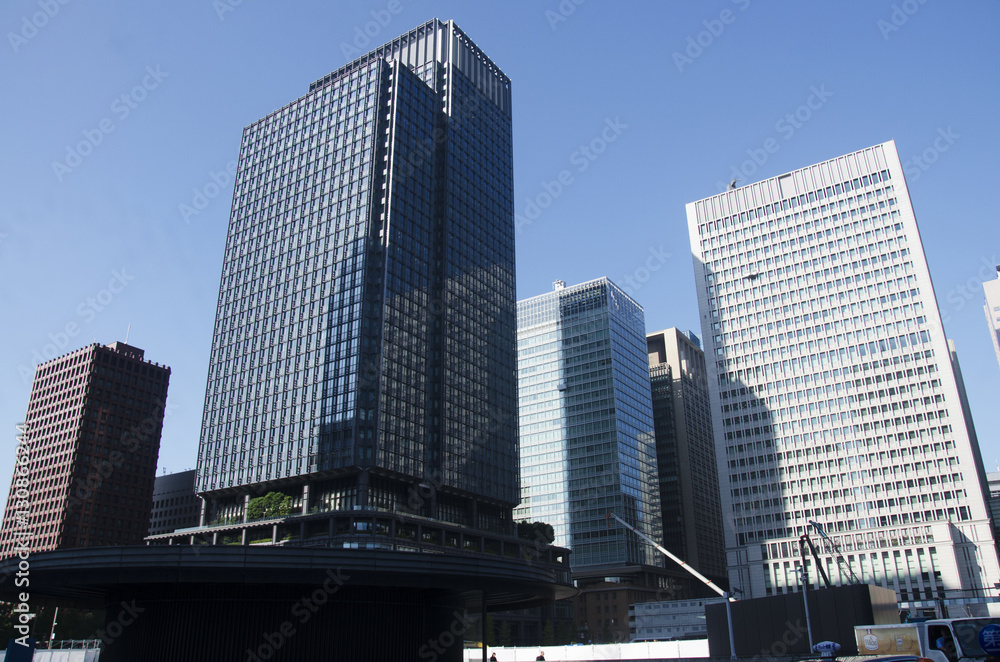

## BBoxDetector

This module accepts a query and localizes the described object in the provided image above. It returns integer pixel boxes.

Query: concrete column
[481,591,488,662]
[198,497,208,527]
[243,494,251,523]
[302,483,311,515]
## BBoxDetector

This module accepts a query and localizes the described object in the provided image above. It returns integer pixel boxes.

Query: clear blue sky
[2,1,999,503]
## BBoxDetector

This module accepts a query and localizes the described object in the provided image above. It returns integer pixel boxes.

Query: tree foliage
[516,520,555,545]
[542,619,555,646]
[485,613,495,646]
[0,603,102,645]
[499,620,512,647]
[246,492,292,520]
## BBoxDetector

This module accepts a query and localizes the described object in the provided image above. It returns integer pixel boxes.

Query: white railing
[48,640,102,649]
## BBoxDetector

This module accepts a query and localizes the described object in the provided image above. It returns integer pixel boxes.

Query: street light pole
[48,607,59,649]
[799,565,815,654]
[724,592,737,661]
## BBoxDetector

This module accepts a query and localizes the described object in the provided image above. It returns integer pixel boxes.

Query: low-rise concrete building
[629,597,726,641]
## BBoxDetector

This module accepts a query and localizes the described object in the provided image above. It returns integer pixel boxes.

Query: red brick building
[0,341,170,557]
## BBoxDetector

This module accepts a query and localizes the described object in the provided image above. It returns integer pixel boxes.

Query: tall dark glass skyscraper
[196,19,518,532]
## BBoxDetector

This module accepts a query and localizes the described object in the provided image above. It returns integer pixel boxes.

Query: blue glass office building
[515,279,662,567]
[196,19,518,531]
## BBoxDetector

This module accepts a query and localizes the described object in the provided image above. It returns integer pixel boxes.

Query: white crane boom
[605,512,732,601]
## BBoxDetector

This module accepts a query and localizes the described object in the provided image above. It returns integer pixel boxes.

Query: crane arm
[799,533,832,589]
[605,512,732,601]
[808,520,863,585]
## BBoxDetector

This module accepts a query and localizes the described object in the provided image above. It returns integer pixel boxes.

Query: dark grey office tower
[196,19,517,532]
[148,469,200,536]
[647,329,727,587]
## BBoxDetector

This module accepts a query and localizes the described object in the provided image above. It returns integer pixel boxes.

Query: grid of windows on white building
[983,269,1000,374]
[686,140,1000,616]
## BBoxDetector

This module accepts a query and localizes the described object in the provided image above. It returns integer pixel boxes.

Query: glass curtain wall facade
[515,278,662,568]
[196,19,518,532]
[687,140,1000,615]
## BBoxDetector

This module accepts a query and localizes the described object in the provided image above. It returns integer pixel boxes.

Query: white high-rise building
[984,266,1000,373]
[686,140,1000,616]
